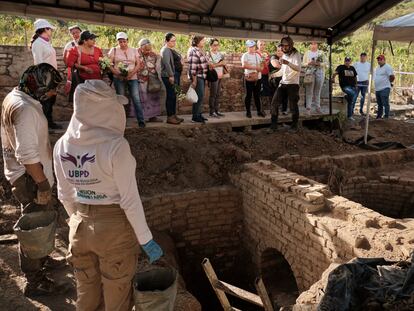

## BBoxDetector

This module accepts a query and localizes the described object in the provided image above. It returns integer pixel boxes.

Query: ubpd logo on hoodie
[60,153,95,178]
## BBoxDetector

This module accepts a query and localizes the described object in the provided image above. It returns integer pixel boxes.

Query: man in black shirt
[332,57,358,120]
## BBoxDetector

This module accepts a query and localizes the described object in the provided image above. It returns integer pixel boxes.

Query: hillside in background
[0,0,412,84]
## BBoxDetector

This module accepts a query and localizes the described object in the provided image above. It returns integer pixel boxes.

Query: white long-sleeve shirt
[1,88,54,186]
[53,80,152,245]
[32,37,57,69]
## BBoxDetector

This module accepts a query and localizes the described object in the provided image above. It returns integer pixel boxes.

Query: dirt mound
[122,126,358,196]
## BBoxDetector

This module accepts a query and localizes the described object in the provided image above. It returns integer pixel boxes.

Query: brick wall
[230,160,414,292]
[342,176,414,218]
[141,186,243,275]
[276,149,414,184]
[0,45,342,120]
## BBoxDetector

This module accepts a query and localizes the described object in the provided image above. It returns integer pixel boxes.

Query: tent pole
[364,39,377,144]
[328,39,333,116]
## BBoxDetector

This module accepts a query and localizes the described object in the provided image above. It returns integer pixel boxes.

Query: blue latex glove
[141,240,163,264]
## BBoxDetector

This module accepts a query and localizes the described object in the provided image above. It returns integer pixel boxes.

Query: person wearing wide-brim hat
[30,19,61,129]
[66,30,103,82]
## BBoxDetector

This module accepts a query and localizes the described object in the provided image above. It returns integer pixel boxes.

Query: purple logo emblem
[60,153,95,168]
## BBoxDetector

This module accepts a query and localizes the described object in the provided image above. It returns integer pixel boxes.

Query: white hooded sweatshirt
[53,80,152,245]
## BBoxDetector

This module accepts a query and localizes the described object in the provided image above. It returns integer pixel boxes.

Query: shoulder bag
[69,48,84,101]
[245,53,259,82]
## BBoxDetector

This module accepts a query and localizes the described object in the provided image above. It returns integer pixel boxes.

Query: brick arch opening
[260,248,299,308]
[341,178,414,218]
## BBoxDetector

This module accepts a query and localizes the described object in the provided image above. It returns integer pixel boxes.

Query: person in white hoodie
[53,79,163,310]
[1,63,63,297]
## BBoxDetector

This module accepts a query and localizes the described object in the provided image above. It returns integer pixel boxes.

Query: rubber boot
[267,115,278,133]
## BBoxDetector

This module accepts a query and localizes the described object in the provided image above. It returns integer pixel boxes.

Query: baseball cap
[68,25,82,32]
[139,38,151,47]
[377,54,386,61]
[246,40,256,47]
[34,19,55,31]
[79,30,98,43]
[344,56,351,62]
[116,32,128,40]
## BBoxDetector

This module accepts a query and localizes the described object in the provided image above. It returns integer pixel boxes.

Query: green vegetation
[0,0,413,84]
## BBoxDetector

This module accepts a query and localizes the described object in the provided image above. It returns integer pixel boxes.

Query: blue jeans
[356,81,368,113]
[341,86,358,118]
[193,77,205,118]
[376,87,391,118]
[162,77,176,116]
[174,71,181,85]
[113,78,144,123]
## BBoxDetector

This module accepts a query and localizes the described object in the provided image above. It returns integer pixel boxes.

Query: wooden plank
[216,280,263,307]
[255,278,274,311]
[202,258,233,311]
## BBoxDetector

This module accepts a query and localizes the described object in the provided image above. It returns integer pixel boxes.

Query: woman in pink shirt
[108,32,144,128]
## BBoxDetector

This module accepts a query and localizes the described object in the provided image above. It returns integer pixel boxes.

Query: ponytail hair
[30,28,46,50]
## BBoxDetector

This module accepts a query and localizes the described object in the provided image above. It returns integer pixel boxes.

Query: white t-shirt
[32,37,57,69]
[281,51,302,85]
[210,51,224,77]
[374,63,394,92]
[241,52,262,79]
[354,61,371,82]
[1,89,54,187]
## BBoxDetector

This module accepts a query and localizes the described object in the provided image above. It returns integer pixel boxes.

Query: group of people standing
[333,53,395,120]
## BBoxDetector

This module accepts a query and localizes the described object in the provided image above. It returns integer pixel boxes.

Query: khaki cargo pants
[68,204,139,311]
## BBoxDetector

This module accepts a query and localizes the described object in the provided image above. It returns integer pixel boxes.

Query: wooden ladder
[202,258,275,311]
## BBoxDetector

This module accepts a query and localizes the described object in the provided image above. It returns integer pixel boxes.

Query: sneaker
[348,117,355,121]
[138,121,146,128]
[174,115,184,123]
[246,111,252,118]
[305,108,311,116]
[191,116,205,124]
[48,122,62,130]
[200,115,208,121]
[167,116,181,125]
[282,111,288,115]
[376,116,382,119]
[258,111,266,117]
[209,112,219,118]
[216,111,225,117]
[315,107,322,114]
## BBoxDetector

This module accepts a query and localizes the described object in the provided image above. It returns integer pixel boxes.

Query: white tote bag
[186,86,198,103]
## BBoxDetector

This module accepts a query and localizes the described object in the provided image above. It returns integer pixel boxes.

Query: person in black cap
[332,57,358,120]
[1,63,64,297]
[66,30,103,82]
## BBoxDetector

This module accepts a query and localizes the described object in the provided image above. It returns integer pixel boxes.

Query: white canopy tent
[0,0,405,117]
[0,0,404,42]
[364,12,414,144]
